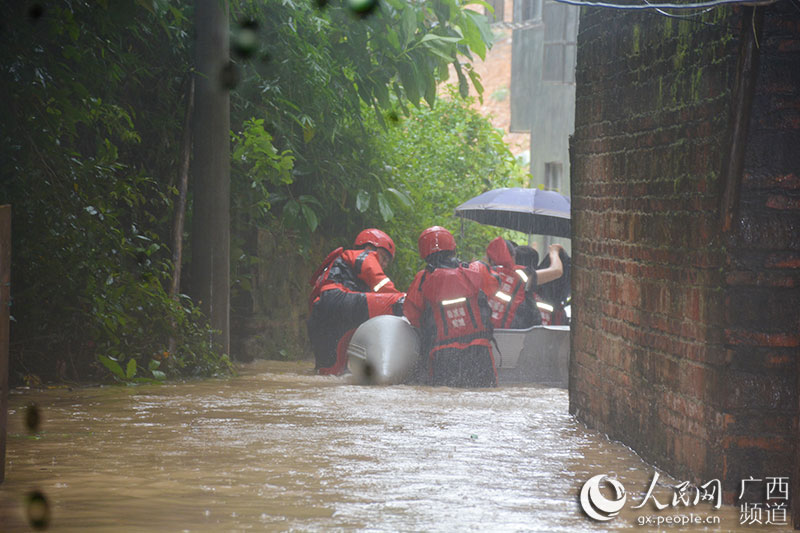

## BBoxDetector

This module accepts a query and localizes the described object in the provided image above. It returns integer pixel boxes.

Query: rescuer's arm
[359,252,400,293]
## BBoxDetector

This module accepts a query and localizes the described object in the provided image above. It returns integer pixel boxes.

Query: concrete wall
[510,0,579,253]
[569,4,799,515]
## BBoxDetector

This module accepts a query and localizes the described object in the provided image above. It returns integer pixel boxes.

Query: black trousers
[307,289,369,369]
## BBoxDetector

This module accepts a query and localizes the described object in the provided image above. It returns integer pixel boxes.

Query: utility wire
[641,0,719,25]
[643,0,715,19]
[552,0,778,10]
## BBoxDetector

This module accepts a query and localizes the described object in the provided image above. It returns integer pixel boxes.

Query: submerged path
[0,360,766,531]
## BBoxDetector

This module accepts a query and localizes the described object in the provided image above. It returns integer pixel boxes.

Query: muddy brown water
[0,360,788,532]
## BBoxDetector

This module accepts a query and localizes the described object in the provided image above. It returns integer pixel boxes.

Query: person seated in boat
[531,243,572,325]
[477,238,565,329]
[403,226,497,388]
[307,228,405,375]
[508,244,542,328]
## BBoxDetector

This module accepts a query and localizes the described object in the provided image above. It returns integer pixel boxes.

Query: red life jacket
[487,265,529,329]
[419,265,492,354]
[307,247,344,312]
[483,237,529,328]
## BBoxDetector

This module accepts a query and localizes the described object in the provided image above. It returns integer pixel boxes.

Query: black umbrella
[454,187,571,238]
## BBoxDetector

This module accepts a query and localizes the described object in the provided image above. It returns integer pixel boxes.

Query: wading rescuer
[477,237,565,329]
[404,226,497,388]
[308,229,405,375]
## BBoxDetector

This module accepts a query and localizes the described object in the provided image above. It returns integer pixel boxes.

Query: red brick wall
[569,4,799,513]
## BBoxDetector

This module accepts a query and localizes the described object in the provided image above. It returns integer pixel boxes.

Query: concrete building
[510,0,579,253]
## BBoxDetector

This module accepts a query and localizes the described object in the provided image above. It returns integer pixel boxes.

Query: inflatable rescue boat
[346,315,569,387]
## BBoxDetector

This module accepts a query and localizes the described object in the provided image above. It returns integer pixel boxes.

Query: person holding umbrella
[512,243,565,327]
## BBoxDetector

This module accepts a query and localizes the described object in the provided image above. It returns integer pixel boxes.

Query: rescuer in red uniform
[403,226,497,388]
[480,237,530,329]
[308,229,405,375]
[474,237,563,329]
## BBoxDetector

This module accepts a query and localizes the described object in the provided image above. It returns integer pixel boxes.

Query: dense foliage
[0,0,518,383]
[229,0,494,246]
[0,1,228,383]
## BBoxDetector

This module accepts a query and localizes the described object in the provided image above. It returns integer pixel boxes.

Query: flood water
[0,360,787,532]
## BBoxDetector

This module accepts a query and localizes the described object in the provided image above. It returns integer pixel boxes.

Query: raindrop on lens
[26,490,50,530]
[25,403,41,433]
[233,20,259,60]
[28,4,44,21]
[347,0,379,17]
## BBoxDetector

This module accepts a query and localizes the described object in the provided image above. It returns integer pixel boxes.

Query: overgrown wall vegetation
[1,1,525,382]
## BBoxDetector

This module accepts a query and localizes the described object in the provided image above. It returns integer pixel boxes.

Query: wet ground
[0,360,789,532]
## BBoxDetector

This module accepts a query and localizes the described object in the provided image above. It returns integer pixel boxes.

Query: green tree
[0,1,230,383]
[227,0,500,353]
[229,0,495,244]
[366,86,528,287]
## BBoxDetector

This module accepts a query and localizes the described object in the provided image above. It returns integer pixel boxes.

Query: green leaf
[284,200,299,219]
[387,187,413,208]
[301,204,318,232]
[421,39,458,62]
[151,370,167,381]
[98,355,126,381]
[397,62,421,106]
[465,10,493,58]
[377,193,394,221]
[401,8,417,47]
[419,33,463,45]
[386,28,401,51]
[467,68,484,97]
[298,195,323,208]
[460,14,486,60]
[126,358,137,379]
[356,190,371,212]
[423,68,437,108]
[455,63,469,98]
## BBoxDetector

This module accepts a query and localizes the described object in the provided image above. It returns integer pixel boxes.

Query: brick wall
[722,5,800,518]
[569,4,799,515]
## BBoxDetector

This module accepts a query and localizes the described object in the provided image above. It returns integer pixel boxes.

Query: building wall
[723,5,800,514]
[569,3,799,512]
[510,0,578,253]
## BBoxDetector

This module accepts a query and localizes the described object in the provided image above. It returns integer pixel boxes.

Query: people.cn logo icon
[580,474,628,522]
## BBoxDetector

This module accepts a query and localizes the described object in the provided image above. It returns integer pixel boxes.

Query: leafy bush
[363,87,528,287]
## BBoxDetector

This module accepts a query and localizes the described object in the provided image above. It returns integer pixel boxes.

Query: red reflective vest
[479,237,531,329]
[308,248,401,313]
[405,264,492,355]
[487,265,529,329]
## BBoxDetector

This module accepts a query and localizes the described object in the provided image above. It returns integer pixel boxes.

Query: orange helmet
[418,226,456,260]
[354,228,395,259]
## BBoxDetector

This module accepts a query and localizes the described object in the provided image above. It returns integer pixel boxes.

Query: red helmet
[354,228,395,259]
[418,226,456,259]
